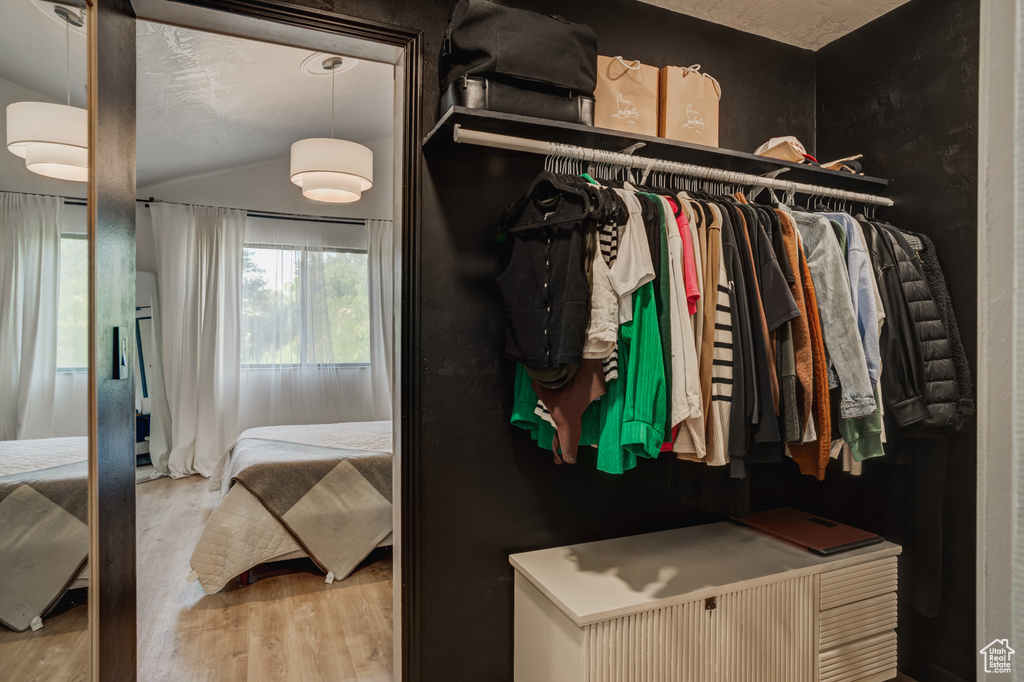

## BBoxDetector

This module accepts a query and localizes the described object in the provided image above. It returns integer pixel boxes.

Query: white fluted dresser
[510,521,901,682]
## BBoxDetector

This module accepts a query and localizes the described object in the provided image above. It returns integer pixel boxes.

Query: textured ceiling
[637,0,911,50]
[0,0,88,108]
[136,22,395,187]
[0,2,395,189]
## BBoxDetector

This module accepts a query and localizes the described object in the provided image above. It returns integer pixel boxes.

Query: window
[241,244,370,367]
[57,234,88,371]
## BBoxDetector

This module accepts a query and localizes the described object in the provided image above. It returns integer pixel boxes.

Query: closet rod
[451,125,895,208]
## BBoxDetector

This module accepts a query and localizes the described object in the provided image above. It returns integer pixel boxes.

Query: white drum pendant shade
[6,102,88,182]
[290,137,373,203]
[25,142,89,182]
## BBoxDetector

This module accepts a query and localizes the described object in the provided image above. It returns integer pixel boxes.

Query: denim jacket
[818,212,881,388]
[792,212,877,418]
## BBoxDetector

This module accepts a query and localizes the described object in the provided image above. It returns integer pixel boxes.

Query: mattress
[190,420,393,593]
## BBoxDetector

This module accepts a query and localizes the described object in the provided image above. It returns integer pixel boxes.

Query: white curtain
[0,192,61,440]
[151,203,245,478]
[238,216,377,430]
[135,271,172,475]
[50,372,88,437]
[52,202,88,438]
[367,219,394,420]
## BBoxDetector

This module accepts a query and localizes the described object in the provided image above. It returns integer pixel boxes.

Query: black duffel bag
[440,0,598,97]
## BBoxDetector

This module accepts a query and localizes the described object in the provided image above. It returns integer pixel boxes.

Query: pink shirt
[667,198,701,314]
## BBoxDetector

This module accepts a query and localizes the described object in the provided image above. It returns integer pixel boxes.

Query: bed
[189,420,393,593]
[0,436,89,632]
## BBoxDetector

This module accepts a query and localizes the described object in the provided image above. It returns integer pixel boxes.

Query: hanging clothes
[897,228,974,425]
[682,196,732,466]
[817,211,885,463]
[879,222,961,433]
[498,170,971,513]
[498,172,594,383]
[859,220,932,428]
[658,196,702,437]
[791,211,876,419]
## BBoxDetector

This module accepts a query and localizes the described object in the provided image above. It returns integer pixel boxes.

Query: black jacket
[882,224,961,433]
[898,229,974,427]
[858,220,931,427]
[498,173,593,370]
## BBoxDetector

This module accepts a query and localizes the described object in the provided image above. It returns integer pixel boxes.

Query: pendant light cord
[65,12,70,107]
[331,62,336,139]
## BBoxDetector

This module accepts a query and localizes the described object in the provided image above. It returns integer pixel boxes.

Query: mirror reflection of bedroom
[0,0,90,678]
[133,21,397,680]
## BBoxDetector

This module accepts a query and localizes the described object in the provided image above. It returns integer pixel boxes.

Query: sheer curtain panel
[52,202,89,438]
[0,192,61,440]
[151,203,245,477]
[367,219,394,420]
[239,216,376,430]
[137,271,172,475]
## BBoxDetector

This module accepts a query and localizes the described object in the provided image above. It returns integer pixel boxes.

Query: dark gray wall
[814,0,979,680]
[410,5,814,680]
[185,0,975,680]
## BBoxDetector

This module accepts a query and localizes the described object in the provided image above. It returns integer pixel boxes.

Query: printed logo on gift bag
[613,93,640,122]
[683,103,705,132]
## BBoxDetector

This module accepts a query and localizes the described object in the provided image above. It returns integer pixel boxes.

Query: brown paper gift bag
[594,56,659,136]
[659,64,722,147]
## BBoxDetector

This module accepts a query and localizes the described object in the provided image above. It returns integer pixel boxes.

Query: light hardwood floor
[0,473,393,682]
[0,594,88,682]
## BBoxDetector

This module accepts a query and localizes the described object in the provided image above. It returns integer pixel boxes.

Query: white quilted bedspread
[0,437,88,478]
[210,420,393,493]
[191,421,393,593]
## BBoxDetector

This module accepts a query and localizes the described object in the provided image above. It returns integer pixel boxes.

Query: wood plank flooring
[0,473,393,682]
[0,593,88,682]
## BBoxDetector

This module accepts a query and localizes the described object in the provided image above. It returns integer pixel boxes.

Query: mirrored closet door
[128,7,402,681]
[0,0,91,679]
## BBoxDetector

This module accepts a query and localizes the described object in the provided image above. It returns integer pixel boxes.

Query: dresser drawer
[820,630,897,682]
[819,557,898,611]
[819,592,898,650]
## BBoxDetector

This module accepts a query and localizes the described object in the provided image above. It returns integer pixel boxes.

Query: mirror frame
[87,0,137,679]
[87,0,423,679]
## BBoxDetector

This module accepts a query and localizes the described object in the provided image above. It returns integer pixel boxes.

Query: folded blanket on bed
[200,438,391,589]
[0,460,88,632]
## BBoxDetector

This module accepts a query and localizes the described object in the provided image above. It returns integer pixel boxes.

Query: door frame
[88,1,138,680]
[976,0,1020,673]
[90,1,423,678]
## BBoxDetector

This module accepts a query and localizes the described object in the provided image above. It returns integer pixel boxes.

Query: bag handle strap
[678,64,721,98]
[614,56,643,70]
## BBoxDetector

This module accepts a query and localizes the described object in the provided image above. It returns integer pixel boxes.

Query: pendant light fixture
[290,57,373,203]
[6,4,88,183]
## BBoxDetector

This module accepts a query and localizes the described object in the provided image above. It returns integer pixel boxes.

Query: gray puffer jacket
[877,222,961,433]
